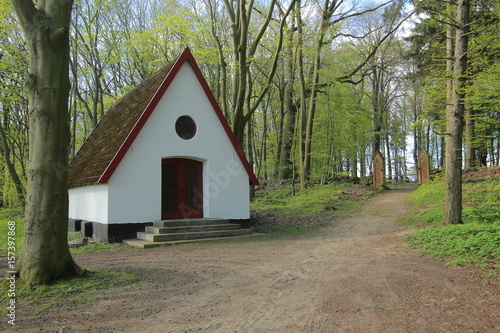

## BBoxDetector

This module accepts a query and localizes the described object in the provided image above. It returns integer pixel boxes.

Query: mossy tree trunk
[12,0,83,287]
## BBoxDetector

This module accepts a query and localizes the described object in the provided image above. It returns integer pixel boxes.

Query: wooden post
[418,148,430,184]
[372,150,385,187]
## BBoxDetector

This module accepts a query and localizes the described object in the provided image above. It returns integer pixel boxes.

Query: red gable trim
[185,49,260,186]
[97,48,259,185]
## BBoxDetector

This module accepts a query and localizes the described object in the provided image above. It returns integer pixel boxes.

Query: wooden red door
[162,158,203,219]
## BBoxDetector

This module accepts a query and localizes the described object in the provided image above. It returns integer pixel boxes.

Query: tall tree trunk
[260,106,268,180]
[278,16,296,180]
[439,136,446,167]
[493,136,500,166]
[443,7,455,171]
[372,67,383,153]
[225,0,294,146]
[464,100,476,168]
[302,47,320,182]
[300,0,336,187]
[352,152,358,178]
[279,91,296,180]
[0,117,25,204]
[385,133,392,180]
[489,138,495,166]
[206,0,229,118]
[412,91,419,173]
[495,136,499,166]
[360,146,366,177]
[296,0,307,188]
[444,0,470,225]
[12,0,83,286]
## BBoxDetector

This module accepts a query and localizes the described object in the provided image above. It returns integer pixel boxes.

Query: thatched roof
[68,48,259,188]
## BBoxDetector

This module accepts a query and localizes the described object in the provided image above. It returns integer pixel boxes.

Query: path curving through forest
[6,190,500,332]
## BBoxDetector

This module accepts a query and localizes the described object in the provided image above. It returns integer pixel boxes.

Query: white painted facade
[68,184,108,223]
[68,62,251,224]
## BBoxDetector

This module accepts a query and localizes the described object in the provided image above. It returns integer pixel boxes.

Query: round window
[175,116,196,140]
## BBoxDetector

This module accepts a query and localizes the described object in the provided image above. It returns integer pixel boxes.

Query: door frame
[161,158,203,219]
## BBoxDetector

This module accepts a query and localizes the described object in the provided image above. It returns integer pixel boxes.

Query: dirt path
[7,191,500,332]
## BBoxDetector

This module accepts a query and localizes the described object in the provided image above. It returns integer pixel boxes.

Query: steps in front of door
[125,218,255,248]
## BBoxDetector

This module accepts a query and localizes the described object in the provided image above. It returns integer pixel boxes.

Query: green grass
[253,182,375,215]
[24,270,138,297]
[1,269,140,313]
[407,222,500,269]
[402,179,446,226]
[251,182,376,234]
[0,209,131,256]
[403,176,500,272]
[68,231,83,242]
[462,178,500,224]
[404,176,500,226]
[70,242,130,254]
[0,209,140,312]
[0,208,24,257]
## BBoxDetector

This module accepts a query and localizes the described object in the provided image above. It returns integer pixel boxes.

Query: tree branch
[336,11,413,84]
[244,0,296,123]
[330,1,391,27]
[249,0,277,59]
[11,0,37,37]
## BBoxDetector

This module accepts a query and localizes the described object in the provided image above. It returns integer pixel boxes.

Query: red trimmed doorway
[161,158,203,219]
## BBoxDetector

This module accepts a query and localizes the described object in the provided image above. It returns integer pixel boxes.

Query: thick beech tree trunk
[12,0,83,287]
[444,0,470,225]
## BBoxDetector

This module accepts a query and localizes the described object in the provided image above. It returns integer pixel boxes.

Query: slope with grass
[403,172,500,274]
[250,182,378,232]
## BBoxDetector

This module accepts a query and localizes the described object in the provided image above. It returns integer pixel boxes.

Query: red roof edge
[98,47,259,186]
[183,49,259,186]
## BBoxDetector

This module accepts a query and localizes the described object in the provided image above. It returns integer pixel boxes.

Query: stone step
[153,218,230,227]
[137,228,253,242]
[145,223,241,234]
[124,233,262,249]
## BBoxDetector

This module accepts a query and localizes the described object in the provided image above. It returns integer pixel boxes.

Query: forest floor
[3,190,500,332]
[462,166,500,180]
